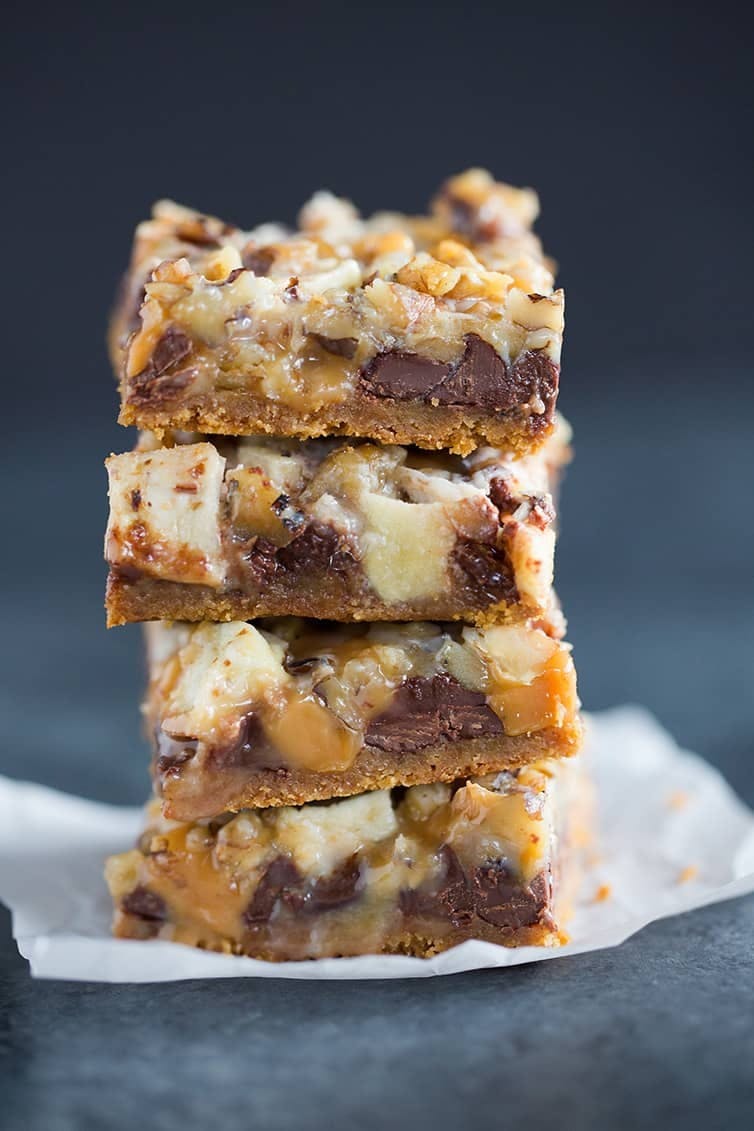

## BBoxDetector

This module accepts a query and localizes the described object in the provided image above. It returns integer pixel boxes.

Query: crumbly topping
[116,170,563,429]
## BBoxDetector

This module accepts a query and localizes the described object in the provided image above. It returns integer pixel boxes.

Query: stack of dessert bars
[104,169,585,960]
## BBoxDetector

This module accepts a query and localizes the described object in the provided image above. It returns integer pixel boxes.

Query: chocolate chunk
[283,656,321,675]
[133,326,192,386]
[110,563,143,583]
[429,335,511,409]
[402,853,550,932]
[360,350,453,400]
[400,846,473,927]
[122,886,167,923]
[241,522,355,587]
[453,540,517,605]
[509,350,559,416]
[156,715,280,780]
[243,854,364,927]
[155,730,198,776]
[129,368,195,406]
[472,864,549,929]
[366,672,503,754]
[241,246,275,275]
[359,335,559,415]
[442,192,505,243]
[242,537,280,586]
[207,714,274,771]
[243,856,302,926]
[488,476,518,516]
[308,856,364,912]
[311,333,358,359]
[276,522,355,575]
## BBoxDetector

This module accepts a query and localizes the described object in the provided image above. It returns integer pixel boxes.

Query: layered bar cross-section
[106,757,587,960]
[112,169,564,455]
[145,618,581,820]
[105,420,568,627]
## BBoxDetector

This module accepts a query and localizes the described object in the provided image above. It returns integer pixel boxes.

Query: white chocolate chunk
[360,494,454,603]
[274,790,398,877]
[234,440,306,495]
[160,622,286,739]
[510,525,556,608]
[106,443,225,586]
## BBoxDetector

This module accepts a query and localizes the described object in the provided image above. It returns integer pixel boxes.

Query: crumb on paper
[667,790,690,810]
[593,884,611,903]
[677,865,699,884]
[571,826,592,849]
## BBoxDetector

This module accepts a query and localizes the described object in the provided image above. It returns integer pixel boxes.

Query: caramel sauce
[148,832,252,940]
[261,690,361,772]
[126,298,168,378]
[227,466,291,544]
[218,338,355,410]
[448,784,546,882]
[284,625,443,672]
[292,345,354,408]
[488,650,577,737]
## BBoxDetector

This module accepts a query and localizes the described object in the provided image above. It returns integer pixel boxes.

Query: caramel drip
[260,690,361,772]
[487,650,577,737]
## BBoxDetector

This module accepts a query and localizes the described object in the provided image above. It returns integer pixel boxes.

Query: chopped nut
[396,254,461,298]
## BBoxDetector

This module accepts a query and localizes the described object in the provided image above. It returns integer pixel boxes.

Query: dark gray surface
[1,368,753,1130]
[2,898,753,1131]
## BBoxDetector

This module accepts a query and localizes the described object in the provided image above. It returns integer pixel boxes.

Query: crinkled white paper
[1,707,753,982]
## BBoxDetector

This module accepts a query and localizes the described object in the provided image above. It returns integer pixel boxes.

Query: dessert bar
[106,757,585,960]
[105,420,568,627]
[145,618,581,819]
[112,170,563,455]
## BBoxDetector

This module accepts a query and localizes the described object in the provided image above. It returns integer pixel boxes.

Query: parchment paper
[1,706,753,981]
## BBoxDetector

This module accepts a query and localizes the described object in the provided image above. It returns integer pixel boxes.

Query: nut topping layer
[112,170,564,454]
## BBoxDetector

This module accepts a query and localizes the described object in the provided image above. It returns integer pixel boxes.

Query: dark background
[2,3,753,1128]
